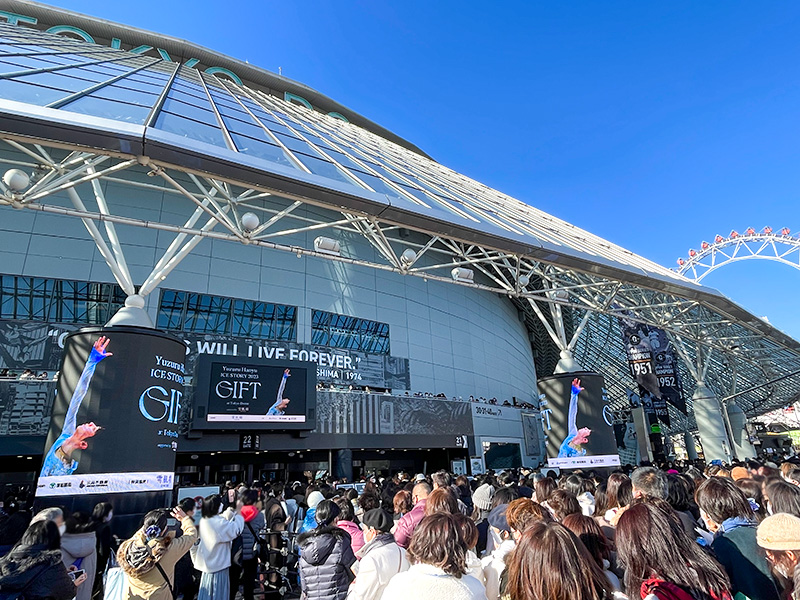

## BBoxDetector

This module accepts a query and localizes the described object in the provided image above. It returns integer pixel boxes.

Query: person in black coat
[0,520,84,600]
[297,500,356,600]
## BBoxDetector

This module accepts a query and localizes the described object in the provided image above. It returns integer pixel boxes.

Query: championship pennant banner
[618,317,686,425]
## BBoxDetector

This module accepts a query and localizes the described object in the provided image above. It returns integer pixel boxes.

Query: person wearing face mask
[481,504,515,600]
[30,507,66,536]
[0,519,86,600]
[758,513,800,600]
[347,509,408,600]
[60,512,97,600]
[90,502,114,600]
[695,477,780,600]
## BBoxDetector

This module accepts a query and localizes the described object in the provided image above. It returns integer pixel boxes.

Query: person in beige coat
[117,506,197,600]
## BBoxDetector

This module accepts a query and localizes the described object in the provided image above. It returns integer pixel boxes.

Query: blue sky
[48,1,800,337]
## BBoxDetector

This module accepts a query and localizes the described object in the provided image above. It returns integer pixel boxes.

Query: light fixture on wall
[314,236,341,256]
[241,212,260,231]
[400,248,417,266]
[451,267,474,283]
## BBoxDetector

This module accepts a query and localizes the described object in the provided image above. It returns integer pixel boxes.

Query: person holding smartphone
[0,519,85,600]
[117,506,197,600]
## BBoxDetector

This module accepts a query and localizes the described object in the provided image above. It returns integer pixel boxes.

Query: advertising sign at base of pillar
[36,328,185,497]
[538,372,620,470]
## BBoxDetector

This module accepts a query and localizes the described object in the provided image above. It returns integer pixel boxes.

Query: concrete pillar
[334,448,353,481]
[684,430,698,460]
[693,382,732,462]
[726,401,756,460]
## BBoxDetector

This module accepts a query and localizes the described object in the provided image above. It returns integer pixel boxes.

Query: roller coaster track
[676,227,800,282]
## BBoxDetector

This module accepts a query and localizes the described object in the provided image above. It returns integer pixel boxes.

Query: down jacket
[0,545,76,600]
[297,525,356,600]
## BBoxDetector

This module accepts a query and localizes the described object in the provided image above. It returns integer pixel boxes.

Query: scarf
[117,529,172,577]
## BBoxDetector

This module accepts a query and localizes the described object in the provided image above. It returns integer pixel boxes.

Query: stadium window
[0,274,124,324]
[156,289,296,341]
[311,310,390,354]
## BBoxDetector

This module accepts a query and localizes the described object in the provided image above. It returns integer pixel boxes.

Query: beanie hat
[472,483,495,511]
[307,491,325,509]
[487,504,511,533]
[757,513,800,550]
[731,466,749,481]
[362,508,393,533]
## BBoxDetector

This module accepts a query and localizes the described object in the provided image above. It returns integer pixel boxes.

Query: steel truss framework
[678,231,800,282]
[2,137,800,434]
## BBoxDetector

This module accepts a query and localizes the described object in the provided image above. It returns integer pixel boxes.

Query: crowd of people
[3,459,800,600]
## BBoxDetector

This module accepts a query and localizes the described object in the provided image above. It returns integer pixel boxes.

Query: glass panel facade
[157,289,296,340]
[0,275,125,323]
[311,310,390,354]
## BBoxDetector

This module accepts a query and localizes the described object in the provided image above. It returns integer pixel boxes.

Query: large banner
[184,334,410,390]
[618,317,686,425]
[36,328,185,497]
[192,355,316,430]
[539,372,620,469]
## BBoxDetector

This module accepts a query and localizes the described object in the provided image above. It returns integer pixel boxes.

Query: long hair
[18,520,60,550]
[407,513,467,577]
[616,500,730,600]
[606,473,630,510]
[767,480,800,517]
[562,513,611,566]
[535,477,557,504]
[506,521,612,600]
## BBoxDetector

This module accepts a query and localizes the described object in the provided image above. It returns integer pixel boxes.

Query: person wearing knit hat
[299,490,326,534]
[731,466,749,481]
[472,483,495,512]
[482,504,515,600]
[758,512,800,595]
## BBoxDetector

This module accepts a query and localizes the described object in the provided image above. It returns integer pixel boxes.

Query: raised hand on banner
[571,378,584,395]
[92,336,113,359]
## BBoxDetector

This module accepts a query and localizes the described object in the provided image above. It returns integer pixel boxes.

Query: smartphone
[69,569,85,581]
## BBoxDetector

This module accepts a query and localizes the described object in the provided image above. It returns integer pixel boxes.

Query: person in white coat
[481,505,514,600]
[190,494,244,600]
[382,513,487,600]
[348,509,409,600]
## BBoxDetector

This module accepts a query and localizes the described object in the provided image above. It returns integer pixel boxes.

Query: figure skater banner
[37,328,185,497]
[538,372,620,469]
[192,355,316,430]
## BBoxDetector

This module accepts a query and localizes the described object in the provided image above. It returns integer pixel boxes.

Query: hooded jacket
[335,520,364,556]
[117,516,197,600]
[61,532,97,600]
[297,525,356,600]
[0,545,76,600]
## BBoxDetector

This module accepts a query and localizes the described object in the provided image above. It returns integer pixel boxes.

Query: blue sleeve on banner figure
[557,378,593,458]
[267,369,291,416]
[40,337,111,477]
